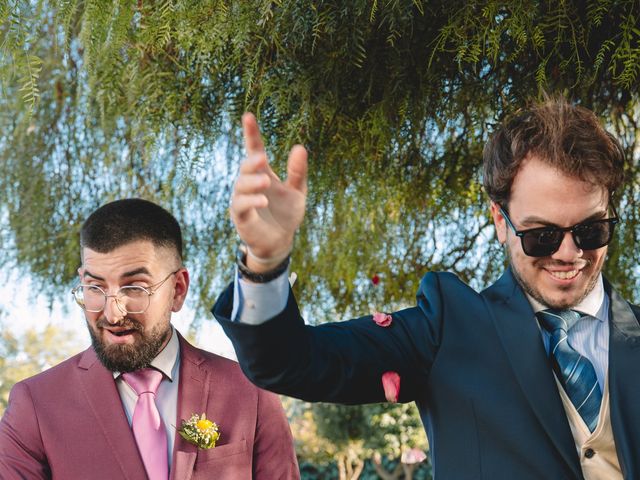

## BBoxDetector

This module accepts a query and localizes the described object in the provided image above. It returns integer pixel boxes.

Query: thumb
[285,144,308,194]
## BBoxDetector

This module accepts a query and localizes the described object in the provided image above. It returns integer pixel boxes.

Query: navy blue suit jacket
[212,269,640,479]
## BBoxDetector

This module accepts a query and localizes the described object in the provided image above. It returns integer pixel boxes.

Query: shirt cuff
[231,265,290,325]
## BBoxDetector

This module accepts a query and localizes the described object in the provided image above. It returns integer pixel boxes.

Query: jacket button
[584,448,595,459]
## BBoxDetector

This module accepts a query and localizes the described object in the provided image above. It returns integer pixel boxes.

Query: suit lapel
[170,334,211,480]
[77,348,148,480]
[484,269,582,478]
[605,280,640,478]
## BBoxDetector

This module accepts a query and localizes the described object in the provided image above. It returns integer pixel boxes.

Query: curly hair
[483,97,625,206]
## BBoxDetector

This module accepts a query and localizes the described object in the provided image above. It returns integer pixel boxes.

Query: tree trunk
[371,453,402,480]
[345,447,365,480]
[336,447,367,480]
[337,454,347,480]
[402,463,418,480]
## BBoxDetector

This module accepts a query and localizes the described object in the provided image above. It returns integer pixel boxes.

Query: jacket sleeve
[252,389,300,479]
[0,382,51,479]
[212,272,445,404]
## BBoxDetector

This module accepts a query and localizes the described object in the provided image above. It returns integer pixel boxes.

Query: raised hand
[230,113,308,272]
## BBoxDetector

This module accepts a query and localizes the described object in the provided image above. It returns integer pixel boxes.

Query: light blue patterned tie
[537,309,602,432]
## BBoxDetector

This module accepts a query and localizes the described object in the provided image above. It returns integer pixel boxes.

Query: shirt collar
[526,274,607,322]
[112,326,180,380]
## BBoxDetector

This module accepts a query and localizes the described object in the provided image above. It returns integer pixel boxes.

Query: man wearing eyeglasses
[0,199,299,480]
[213,98,640,479]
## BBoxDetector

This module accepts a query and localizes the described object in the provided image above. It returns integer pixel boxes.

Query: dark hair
[80,198,183,261]
[483,97,625,206]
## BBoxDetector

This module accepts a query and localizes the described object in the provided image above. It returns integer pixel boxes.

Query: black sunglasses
[499,206,619,257]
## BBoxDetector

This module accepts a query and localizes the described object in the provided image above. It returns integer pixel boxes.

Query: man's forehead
[80,241,163,273]
[509,157,609,210]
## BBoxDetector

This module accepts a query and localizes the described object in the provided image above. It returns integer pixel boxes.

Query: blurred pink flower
[381,371,400,402]
[401,448,427,464]
[371,274,380,285]
[373,312,393,327]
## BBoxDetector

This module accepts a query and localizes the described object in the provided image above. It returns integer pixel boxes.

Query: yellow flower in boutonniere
[178,413,220,449]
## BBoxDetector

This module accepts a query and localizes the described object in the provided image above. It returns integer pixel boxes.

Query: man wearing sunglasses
[0,199,299,479]
[214,97,639,479]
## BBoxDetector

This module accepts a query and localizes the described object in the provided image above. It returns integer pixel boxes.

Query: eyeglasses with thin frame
[71,270,180,314]
[499,205,619,257]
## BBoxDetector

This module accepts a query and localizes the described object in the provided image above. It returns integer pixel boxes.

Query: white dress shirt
[232,267,290,324]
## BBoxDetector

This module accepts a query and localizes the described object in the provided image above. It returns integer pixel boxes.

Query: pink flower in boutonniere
[373,312,393,327]
[382,371,401,403]
[178,413,220,449]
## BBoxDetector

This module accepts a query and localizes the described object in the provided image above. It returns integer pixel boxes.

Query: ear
[171,268,190,312]
[77,266,84,283]
[490,202,507,244]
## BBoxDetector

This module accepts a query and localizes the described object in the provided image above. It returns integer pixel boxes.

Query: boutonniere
[178,413,220,449]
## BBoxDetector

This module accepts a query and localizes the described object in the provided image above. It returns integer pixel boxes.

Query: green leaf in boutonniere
[178,413,220,449]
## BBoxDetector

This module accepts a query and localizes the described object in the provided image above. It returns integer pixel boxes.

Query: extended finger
[285,144,308,194]
[239,152,269,174]
[242,112,265,156]
[230,193,269,220]
[234,172,271,194]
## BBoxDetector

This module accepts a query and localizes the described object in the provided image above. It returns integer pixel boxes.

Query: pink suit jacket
[0,333,299,479]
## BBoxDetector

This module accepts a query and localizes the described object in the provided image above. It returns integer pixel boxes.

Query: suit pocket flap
[195,439,247,464]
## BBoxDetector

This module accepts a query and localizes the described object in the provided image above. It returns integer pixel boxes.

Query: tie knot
[537,309,583,334]
[122,368,163,396]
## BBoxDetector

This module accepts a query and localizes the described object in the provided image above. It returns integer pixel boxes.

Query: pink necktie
[123,368,169,480]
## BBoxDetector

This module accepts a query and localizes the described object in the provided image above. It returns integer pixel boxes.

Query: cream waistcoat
[556,374,622,479]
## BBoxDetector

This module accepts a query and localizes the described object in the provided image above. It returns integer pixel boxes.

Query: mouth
[108,328,137,337]
[540,258,593,284]
[546,269,580,280]
[102,327,139,344]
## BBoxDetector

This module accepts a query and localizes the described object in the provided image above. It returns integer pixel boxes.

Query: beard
[87,316,171,373]
[506,244,600,310]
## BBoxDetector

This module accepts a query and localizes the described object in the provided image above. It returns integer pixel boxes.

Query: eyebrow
[519,210,609,228]
[82,267,152,281]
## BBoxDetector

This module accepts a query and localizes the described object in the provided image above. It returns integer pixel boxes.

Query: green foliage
[1,2,43,116]
[367,403,428,458]
[0,323,85,415]
[299,458,432,480]
[0,0,639,321]
[290,400,429,479]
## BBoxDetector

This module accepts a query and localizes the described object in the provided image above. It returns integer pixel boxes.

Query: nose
[551,231,582,262]
[103,295,126,324]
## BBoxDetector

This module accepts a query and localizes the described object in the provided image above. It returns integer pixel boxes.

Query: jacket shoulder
[181,341,259,388]
[417,271,482,304]
[191,346,241,371]
[15,349,88,391]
